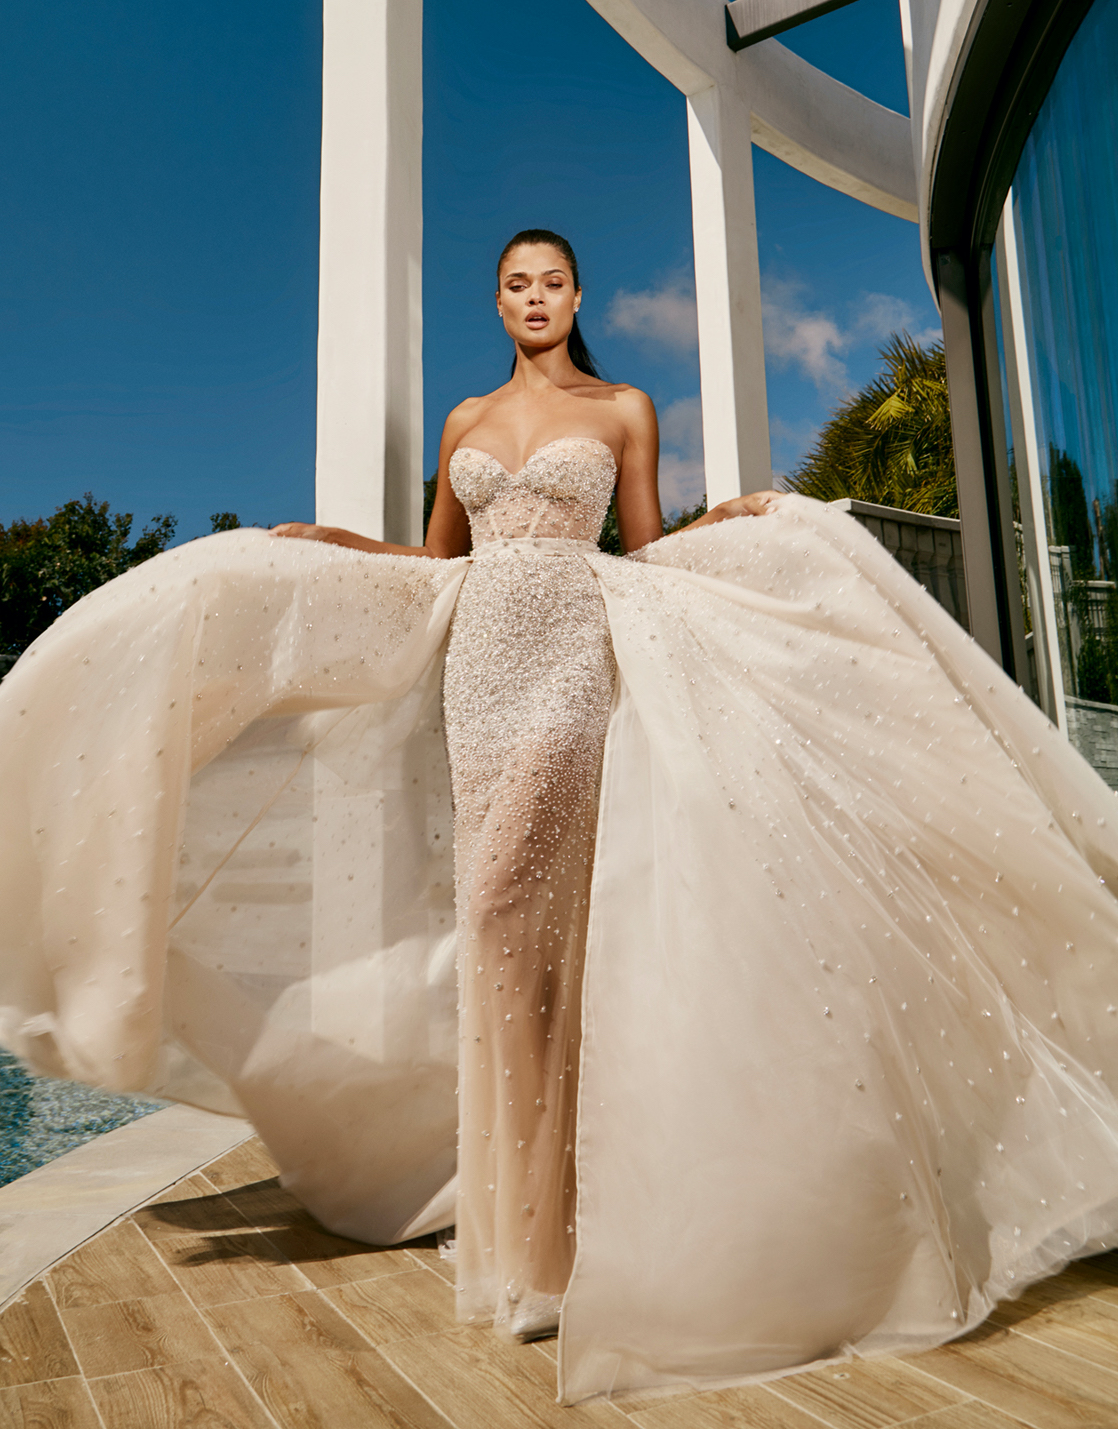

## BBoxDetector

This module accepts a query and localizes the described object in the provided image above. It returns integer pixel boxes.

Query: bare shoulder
[444,394,486,429]
[610,382,655,412]
[441,394,492,451]
[611,384,657,438]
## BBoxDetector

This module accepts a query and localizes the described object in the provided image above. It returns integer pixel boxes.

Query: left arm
[612,390,781,552]
[682,490,782,527]
[269,407,475,559]
[612,389,664,554]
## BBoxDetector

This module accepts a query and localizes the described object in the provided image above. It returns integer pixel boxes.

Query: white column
[587,2,917,508]
[687,81,772,503]
[997,199,1067,730]
[315,0,423,545]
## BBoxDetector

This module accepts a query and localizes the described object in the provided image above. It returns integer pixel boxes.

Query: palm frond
[866,393,913,430]
[784,332,957,518]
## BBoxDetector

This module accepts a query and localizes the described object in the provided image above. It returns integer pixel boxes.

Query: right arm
[271,405,476,558]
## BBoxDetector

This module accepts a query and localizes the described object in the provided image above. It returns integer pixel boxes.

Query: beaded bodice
[448,437,617,547]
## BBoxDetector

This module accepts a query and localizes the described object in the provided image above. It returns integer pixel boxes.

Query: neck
[510,341,585,390]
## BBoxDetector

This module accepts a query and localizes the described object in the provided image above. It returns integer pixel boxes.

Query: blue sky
[0,0,940,540]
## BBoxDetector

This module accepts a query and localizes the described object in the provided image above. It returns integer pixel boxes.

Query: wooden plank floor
[3,1137,1118,1428]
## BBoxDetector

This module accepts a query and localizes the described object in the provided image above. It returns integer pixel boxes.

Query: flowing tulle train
[1,491,1118,1402]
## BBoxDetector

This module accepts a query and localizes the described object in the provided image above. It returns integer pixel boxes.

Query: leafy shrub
[0,494,178,670]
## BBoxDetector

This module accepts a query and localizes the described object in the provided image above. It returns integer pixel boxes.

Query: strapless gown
[3,436,1118,1404]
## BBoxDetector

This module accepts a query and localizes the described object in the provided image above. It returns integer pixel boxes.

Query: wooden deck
[3,1138,1118,1428]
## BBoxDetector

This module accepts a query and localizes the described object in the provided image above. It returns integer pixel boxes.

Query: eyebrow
[504,269,567,280]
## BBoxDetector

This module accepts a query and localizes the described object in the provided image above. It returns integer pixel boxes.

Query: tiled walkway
[3,1137,1118,1427]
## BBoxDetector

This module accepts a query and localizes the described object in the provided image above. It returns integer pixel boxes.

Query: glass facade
[995,0,1118,784]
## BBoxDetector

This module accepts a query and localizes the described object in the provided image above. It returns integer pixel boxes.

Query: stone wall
[1065,696,1118,791]
[832,499,969,631]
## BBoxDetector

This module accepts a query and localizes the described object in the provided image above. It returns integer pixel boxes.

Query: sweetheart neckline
[451,436,617,479]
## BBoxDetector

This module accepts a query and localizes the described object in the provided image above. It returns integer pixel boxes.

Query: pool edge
[0,1103,253,1308]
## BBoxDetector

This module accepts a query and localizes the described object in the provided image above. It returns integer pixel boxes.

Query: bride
[273,227,779,1345]
[3,227,1118,1404]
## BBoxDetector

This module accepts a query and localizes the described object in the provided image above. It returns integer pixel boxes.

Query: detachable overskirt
[3,501,1118,1400]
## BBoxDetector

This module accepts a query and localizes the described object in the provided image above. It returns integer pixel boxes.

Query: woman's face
[496,244,581,353]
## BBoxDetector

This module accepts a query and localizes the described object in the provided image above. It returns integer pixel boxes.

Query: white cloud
[912,322,945,348]
[659,452,706,513]
[606,271,939,387]
[659,392,703,454]
[762,277,848,390]
[657,395,706,512]
[852,291,918,343]
[761,276,941,393]
[852,296,942,351]
[604,270,942,502]
[606,277,698,354]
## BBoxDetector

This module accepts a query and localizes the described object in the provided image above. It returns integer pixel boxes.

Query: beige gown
[442,438,617,1330]
[4,457,1118,1403]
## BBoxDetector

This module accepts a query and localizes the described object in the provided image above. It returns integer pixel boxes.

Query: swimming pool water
[0,1049,163,1187]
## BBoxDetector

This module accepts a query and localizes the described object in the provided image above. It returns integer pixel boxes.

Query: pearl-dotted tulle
[2,454,1118,1402]
[445,441,617,1332]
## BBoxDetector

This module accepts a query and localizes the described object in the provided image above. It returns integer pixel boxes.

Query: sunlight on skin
[271,239,781,558]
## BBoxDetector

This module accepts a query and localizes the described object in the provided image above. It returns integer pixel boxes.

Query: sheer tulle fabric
[2,449,1118,1402]
[445,441,617,1330]
[567,510,1118,1398]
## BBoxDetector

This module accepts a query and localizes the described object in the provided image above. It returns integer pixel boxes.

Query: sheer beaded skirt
[444,440,618,1329]
[445,551,613,1326]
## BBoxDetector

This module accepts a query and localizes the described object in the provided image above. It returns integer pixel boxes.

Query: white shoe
[509,1296,562,1343]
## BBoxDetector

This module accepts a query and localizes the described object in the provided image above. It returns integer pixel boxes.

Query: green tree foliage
[596,495,709,556]
[784,334,958,518]
[1090,480,1118,704]
[1046,446,1116,704]
[597,497,623,556]
[1048,447,1095,580]
[210,511,241,532]
[0,494,177,668]
[665,498,708,534]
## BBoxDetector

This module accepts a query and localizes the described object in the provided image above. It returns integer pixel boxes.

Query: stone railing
[830,498,969,632]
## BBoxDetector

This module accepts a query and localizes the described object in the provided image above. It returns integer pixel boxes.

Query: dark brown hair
[497,229,604,380]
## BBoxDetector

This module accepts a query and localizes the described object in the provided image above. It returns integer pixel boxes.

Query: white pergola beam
[725,0,858,50]
[590,2,916,219]
[587,0,918,505]
[586,0,772,501]
[588,0,738,92]
[315,0,423,545]
[743,40,918,220]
